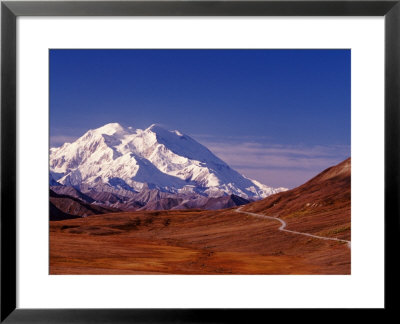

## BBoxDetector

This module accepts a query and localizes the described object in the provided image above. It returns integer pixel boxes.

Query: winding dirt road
[235,207,351,248]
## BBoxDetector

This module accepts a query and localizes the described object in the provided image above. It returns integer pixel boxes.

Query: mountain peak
[50,122,285,199]
[145,123,168,133]
[95,122,125,135]
[311,157,350,183]
[144,123,184,141]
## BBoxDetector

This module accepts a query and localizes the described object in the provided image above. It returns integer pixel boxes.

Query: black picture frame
[1,0,399,322]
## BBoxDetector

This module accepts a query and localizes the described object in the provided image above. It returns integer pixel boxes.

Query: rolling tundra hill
[50,158,351,274]
[241,157,351,241]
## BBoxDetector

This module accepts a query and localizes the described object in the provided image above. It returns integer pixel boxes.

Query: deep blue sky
[50,49,350,188]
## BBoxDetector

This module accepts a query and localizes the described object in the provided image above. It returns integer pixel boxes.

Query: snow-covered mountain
[50,123,286,199]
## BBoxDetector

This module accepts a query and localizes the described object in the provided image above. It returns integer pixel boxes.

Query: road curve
[235,207,351,248]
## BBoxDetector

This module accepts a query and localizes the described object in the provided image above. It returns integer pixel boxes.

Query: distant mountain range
[49,123,287,218]
[49,185,253,220]
[50,133,350,223]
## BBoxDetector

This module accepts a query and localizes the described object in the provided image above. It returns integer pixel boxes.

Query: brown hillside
[241,158,351,241]
[49,159,351,274]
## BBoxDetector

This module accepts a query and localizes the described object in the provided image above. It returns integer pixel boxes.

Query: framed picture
[1,0,399,321]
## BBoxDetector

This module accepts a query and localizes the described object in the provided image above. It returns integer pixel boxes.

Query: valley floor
[50,207,350,275]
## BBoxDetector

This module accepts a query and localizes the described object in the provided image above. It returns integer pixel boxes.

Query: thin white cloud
[50,135,79,148]
[198,139,350,188]
[207,142,349,168]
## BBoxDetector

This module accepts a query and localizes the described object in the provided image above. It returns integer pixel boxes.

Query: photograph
[49,49,351,275]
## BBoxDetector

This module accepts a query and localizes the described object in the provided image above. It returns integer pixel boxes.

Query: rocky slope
[50,185,250,218]
[49,189,118,220]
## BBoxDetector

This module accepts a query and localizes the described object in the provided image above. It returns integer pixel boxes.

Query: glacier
[50,122,286,199]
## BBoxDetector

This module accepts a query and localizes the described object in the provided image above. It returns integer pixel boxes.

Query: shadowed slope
[49,190,118,220]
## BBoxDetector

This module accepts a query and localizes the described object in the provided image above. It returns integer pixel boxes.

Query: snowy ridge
[50,123,286,199]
